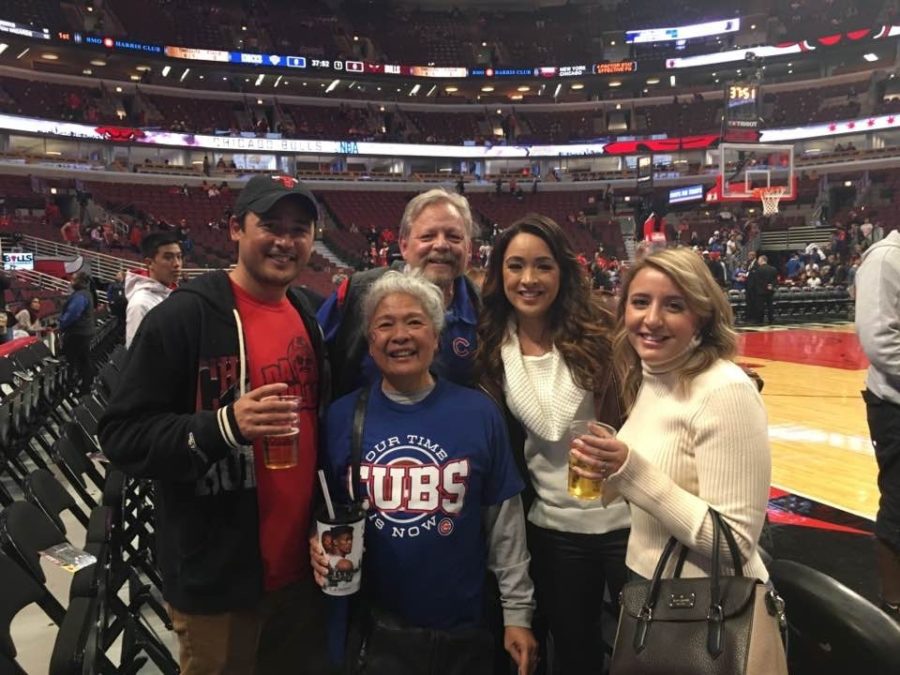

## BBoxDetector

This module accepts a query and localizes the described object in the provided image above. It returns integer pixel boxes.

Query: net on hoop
[753,186,786,215]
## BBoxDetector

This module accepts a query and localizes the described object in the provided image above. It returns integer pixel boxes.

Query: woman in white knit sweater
[476,214,630,674]
[571,247,771,582]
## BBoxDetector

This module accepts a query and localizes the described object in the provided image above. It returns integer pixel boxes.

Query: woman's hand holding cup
[569,422,629,482]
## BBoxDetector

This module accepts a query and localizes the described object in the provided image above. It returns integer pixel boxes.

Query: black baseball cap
[235,174,318,219]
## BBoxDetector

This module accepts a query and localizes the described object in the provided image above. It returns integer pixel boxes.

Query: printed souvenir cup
[316,504,366,596]
[263,395,301,469]
[568,420,616,500]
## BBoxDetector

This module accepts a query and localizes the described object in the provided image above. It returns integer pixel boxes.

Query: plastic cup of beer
[316,504,366,596]
[263,395,300,470]
[568,419,616,500]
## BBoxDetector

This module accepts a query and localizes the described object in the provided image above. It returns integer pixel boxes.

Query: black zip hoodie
[98,270,329,613]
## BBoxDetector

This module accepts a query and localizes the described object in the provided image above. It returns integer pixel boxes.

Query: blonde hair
[613,247,737,409]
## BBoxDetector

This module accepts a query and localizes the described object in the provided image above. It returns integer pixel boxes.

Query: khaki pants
[168,579,331,675]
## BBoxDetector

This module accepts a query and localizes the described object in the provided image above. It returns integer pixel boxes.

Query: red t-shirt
[231,279,319,591]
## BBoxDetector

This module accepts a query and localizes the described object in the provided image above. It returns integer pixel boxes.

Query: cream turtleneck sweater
[604,356,771,581]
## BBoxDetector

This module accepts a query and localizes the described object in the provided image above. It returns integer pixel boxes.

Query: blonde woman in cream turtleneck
[570,247,772,585]
[476,214,629,675]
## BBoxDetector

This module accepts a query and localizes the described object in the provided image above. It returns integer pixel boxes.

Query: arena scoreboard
[723,81,761,142]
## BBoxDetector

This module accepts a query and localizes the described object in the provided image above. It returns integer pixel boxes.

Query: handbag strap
[349,386,370,505]
[671,511,745,579]
[634,509,749,657]
[710,510,745,577]
[635,509,726,655]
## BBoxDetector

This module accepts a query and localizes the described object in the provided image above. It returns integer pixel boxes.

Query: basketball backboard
[705,142,795,205]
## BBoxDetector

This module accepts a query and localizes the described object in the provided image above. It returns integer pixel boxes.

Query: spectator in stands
[478,240,492,268]
[861,217,874,250]
[106,271,127,340]
[831,257,849,286]
[45,200,61,227]
[129,221,146,252]
[820,254,836,284]
[318,188,479,398]
[313,270,537,675]
[88,225,103,251]
[60,217,82,245]
[753,255,778,324]
[0,271,12,343]
[13,296,43,338]
[202,154,210,177]
[805,241,826,263]
[847,254,861,298]
[102,221,118,248]
[706,251,729,290]
[855,226,900,622]
[833,224,850,259]
[785,252,803,280]
[59,271,95,395]
[99,175,330,673]
[571,246,772,610]
[175,219,189,241]
[125,231,183,348]
[476,214,628,675]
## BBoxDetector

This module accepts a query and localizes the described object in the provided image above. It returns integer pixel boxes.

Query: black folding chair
[0,551,44,675]
[0,515,109,675]
[769,558,900,674]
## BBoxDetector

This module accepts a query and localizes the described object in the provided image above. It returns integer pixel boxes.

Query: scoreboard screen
[723,81,761,142]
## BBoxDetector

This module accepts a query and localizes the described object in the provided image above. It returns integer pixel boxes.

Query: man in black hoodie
[99,175,330,674]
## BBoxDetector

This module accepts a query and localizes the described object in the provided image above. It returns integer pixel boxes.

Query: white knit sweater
[605,358,771,582]
[501,330,631,534]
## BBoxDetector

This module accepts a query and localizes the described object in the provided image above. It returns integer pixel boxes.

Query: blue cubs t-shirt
[324,377,522,629]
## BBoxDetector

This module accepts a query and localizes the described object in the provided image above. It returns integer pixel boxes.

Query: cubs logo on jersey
[353,433,470,539]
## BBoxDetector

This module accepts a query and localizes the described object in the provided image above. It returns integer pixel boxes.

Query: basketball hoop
[753,186,786,215]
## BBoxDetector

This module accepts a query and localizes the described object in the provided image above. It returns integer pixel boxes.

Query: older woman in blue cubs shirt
[313,271,538,675]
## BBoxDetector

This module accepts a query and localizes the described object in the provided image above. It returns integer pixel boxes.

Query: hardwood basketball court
[737,322,878,598]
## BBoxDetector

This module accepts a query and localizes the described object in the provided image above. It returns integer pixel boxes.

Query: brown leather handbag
[610,510,788,675]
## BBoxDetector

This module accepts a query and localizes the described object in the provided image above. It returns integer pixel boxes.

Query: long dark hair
[475,213,614,397]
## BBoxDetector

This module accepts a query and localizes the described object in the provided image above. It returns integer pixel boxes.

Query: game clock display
[724,81,761,142]
[727,84,758,106]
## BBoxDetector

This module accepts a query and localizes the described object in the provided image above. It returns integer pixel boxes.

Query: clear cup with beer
[262,394,301,469]
[568,419,616,500]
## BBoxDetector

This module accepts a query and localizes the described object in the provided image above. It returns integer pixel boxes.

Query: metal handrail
[14,269,71,293]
